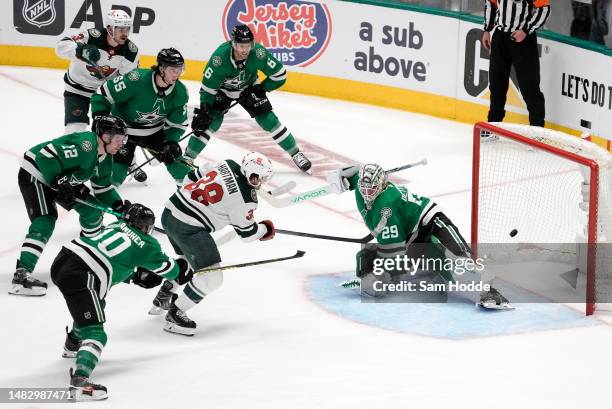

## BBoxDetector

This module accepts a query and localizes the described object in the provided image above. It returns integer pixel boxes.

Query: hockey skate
[478,287,513,310]
[62,327,81,358]
[8,267,47,296]
[148,281,178,315]
[164,305,196,336]
[69,368,107,401]
[291,151,312,173]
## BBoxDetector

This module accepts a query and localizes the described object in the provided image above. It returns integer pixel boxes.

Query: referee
[482,0,551,127]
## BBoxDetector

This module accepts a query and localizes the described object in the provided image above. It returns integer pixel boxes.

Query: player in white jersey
[55,9,139,134]
[150,152,275,335]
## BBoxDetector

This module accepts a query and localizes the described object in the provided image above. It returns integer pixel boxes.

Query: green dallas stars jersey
[65,221,179,299]
[19,131,120,206]
[200,41,287,105]
[91,68,188,141]
[349,174,433,257]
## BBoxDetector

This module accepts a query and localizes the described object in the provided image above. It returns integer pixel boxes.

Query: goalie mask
[358,164,388,209]
[241,152,273,189]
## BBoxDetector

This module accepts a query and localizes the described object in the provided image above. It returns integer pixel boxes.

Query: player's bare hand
[482,31,491,52]
[511,30,527,43]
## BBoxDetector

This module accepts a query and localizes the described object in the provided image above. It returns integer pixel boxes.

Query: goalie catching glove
[324,165,360,194]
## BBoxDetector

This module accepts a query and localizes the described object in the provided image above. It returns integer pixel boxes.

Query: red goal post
[471,122,612,315]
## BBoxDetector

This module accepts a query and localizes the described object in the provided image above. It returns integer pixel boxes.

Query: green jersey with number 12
[19,131,120,206]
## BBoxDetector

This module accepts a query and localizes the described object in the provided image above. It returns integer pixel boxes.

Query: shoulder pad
[126,69,141,82]
[88,28,102,38]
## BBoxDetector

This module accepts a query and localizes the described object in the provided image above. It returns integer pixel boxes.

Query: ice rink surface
[1,66,611,408]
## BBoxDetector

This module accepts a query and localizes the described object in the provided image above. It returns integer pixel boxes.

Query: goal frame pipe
[471,122,600,315]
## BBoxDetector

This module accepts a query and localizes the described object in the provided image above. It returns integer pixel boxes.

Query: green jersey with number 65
[200,41,287,104]
[349,174,434,257]
[65,220,179,299]
[91,68,188,141]
[19,131,120,206]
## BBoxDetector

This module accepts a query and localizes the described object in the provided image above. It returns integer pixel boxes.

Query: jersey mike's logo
[14,0,64,35]
[223,0,332,67]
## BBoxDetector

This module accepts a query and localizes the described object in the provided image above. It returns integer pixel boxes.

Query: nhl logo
[14,0,64,35]
[22,0,56,28]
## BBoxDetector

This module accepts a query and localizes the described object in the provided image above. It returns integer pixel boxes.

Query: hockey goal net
[471,122,612,315]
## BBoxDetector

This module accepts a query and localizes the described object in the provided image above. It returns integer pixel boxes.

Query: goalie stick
[195,250,306,275]
[260,158,428,208]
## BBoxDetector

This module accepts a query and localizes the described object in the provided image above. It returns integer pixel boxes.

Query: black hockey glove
[91,112,109,133]
[132,268,164,289]
[75,43,101,65]
[244,83,266,98]
[158,141,182,164]
[175,258,194,285]
[111,199,132,217]
[191,106,214,137]
[52,175,90,209]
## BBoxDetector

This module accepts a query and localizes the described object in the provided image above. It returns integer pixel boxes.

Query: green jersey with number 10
[65,221,179,300]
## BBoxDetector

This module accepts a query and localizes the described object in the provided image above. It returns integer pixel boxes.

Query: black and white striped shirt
[484,0,551,34]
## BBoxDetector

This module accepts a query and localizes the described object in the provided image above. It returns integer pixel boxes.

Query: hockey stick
[260,158,428,208]
[127,131,194,176]
[276,216,387,244]
[275,229,374,243]
[195,250,306,275]
[384,158,428,174]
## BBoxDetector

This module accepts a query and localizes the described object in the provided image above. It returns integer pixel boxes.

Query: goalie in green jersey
[13,115,131,297]
[91,48,192,186]
[50,204,193,401]
[326,163,511,310]
[188,25,312,173]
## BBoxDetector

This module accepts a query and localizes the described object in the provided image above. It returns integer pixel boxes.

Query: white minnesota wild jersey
[55,28,139,97]
[165,160,267,241]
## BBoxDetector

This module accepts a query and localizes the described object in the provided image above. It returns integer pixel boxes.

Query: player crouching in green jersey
[327,164,511,310]
[91,48,192,187]
[13,115,131,297]
[188,25,312,173]
[51,204,193,401]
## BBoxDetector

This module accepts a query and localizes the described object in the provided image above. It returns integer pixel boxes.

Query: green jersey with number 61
[91,68,188,141]
[200,41,287,104]
[349,174,433,256]
[19,131,120,206]
[65,220,179,299]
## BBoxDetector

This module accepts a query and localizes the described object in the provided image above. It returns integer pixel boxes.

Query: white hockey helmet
[358,163,388,208]
[241,152,273,189]
[105,9,132,31]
